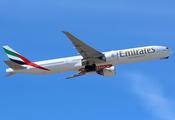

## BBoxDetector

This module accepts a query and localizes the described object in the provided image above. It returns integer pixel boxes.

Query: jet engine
[97,66,116,77]
[102,51,118,62]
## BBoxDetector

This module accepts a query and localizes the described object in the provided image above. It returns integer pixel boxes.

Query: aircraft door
[112,51,118,61]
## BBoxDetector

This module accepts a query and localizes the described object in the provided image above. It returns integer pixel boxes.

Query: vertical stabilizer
[3,46,31,65]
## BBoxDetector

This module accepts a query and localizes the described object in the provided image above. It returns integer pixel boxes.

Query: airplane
[3,31,173,79]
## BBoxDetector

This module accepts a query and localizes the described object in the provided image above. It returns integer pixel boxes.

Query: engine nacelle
[102,51,118,62]
[97,66,116,77]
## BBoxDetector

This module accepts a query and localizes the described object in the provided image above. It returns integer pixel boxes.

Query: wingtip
[62,31,68,33]
[59,77,67,79]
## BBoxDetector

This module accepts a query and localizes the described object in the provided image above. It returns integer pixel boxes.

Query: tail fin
[3,46,50,71]
[3,46,31,65]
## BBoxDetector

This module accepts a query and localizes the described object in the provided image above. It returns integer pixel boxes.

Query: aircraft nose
[168,49,173,54]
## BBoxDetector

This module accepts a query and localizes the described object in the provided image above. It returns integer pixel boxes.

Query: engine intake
[97,66,116,77]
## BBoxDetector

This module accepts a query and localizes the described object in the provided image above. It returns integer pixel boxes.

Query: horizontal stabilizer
[6,72,16,77]
[4,60,26,69]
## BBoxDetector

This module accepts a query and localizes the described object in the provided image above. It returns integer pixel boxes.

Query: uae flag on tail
[3,46,28,65]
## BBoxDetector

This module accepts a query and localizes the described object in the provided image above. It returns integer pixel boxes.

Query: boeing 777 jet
[3,31,173,79]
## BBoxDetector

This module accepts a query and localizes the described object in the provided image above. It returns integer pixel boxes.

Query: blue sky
[0,0,175,120]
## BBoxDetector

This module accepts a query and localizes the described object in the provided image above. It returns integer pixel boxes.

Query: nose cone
[168,49,173,55]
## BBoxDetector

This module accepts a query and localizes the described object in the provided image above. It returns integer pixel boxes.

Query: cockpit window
[166,47,169,49]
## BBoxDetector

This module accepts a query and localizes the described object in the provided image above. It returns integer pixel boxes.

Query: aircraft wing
[62,31,104,62]
[62,71,86,79]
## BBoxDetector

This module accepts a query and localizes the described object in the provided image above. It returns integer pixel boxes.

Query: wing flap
[61,71,86,79]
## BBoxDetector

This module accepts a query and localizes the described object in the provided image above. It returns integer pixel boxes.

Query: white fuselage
[6,46,173,75]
